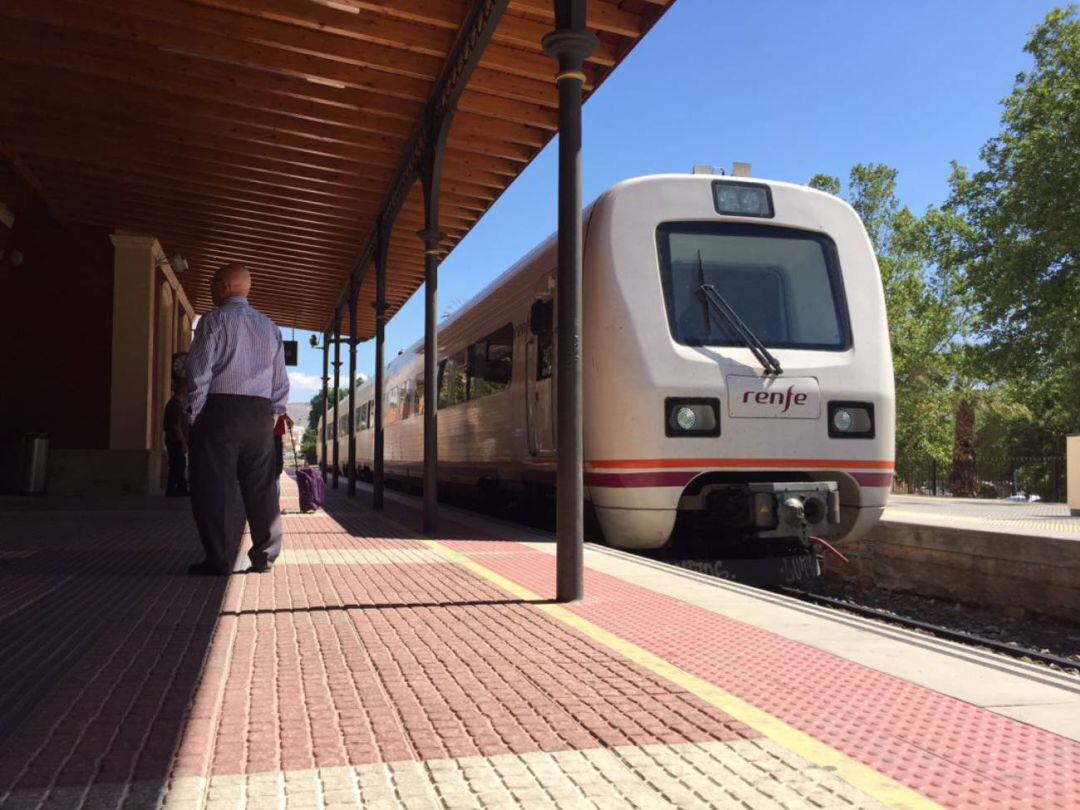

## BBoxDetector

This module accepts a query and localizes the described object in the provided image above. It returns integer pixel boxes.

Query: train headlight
[675,407,697,430]
[712,180,774,218]
[832,409,853,432]
[828,402,875,438]
[666,398,720,437]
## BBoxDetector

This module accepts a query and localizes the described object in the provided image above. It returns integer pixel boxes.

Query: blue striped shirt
[187,297,290,421]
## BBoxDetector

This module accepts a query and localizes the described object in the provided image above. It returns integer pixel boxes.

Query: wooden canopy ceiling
[0,0,674,337]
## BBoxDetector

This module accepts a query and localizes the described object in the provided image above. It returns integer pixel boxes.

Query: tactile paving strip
[455,541,1080,809]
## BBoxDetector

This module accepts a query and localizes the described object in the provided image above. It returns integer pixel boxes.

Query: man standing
[163,383,191,496]
[186,262,289,575]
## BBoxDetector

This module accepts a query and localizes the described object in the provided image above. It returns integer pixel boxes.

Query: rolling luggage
[288,428,325,513]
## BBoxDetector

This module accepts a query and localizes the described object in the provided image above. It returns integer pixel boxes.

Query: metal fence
[892,456,1066,502]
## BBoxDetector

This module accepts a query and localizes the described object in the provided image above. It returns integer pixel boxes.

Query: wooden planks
[0,0,674,332]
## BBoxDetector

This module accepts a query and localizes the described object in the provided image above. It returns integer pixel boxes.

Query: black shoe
[246,563,272,574]
[188,560,230,576]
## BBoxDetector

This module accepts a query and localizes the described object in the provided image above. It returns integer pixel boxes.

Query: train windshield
[656,222,850,350]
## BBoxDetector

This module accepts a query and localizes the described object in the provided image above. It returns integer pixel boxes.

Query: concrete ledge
[49,448,164,496]
[828,519,1080,623]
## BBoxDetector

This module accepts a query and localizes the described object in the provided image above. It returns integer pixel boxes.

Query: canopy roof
[0,0,674,336]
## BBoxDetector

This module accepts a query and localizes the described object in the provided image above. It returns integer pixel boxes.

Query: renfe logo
[727,375,821,419]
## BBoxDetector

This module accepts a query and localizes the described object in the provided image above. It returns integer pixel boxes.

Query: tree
[300,386,347,463]
[811,165,964,465]
[946,7,1080,452]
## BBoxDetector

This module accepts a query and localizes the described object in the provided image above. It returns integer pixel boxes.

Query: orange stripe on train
[585,458,895,471]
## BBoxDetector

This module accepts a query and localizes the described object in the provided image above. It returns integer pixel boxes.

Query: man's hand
[284,414,295,429]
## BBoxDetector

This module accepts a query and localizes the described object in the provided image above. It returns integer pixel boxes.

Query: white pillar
[108,233,161,450]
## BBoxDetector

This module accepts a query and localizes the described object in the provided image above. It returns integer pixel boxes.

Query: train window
[439,352,467,408]
[387,386,400,424]
[401,379,414,420]
[365,401,373,429]
[656,222,850,351]
[414,377,424,416]
[532,301,554,381]
[468,323,514,399]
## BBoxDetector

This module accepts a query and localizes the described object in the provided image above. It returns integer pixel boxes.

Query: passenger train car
[320,173,894,570]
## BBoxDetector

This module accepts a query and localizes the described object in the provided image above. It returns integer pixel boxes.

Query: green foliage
[814,164,962,463]
[300,387,347,463]
[307,387,347,432]
[808,174,841,196]
[944,6,1080,455]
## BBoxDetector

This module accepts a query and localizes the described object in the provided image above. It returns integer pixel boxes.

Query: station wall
[0,158,196,495]
[0,161,115,491]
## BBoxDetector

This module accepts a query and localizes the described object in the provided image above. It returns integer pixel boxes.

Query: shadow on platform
[0,495,231,807]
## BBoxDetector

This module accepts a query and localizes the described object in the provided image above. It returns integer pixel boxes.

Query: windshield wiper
[694,268,783,376]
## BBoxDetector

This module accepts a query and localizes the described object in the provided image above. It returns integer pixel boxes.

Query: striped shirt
[187,297,290,421]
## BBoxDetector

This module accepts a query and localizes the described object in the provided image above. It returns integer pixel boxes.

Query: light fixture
[665,397,720,437]
[828,402,875,438]
[155,252,188,274]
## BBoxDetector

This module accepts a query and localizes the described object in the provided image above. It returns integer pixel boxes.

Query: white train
[320,173,894,565]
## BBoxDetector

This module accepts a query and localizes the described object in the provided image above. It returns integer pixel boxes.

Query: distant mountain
[286,402,311,427]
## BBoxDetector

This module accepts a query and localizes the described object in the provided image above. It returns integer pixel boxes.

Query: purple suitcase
[295,465,325,513]
[288,428,325,513]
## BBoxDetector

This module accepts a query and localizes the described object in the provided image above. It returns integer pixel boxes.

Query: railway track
[640,552,1080,676]
[777,586,1080,675]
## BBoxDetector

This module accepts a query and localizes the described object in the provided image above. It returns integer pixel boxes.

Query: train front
[582,174,894,580]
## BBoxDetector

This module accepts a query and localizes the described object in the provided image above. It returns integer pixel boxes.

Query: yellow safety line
[422,539,942,810]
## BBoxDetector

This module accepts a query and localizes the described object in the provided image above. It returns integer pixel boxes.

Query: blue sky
[284,0,1062,402]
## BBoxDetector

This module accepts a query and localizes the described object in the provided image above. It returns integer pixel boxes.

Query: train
[319,172,894,580]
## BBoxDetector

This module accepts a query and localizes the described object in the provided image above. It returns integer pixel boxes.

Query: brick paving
[5,477,1079,808]
[0,481,884,809]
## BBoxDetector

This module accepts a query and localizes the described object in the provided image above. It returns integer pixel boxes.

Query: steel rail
[781,587,1080,673]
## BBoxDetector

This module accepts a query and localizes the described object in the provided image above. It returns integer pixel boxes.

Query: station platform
[1,479,1079,810]
[834,495,1080,624]
[885,495,1080,540]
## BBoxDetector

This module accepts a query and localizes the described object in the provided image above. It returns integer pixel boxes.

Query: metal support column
[320,334,329,481]
[420,131,449,534]
[419,223,444,533]
[544,1,597,603]
[373,228,389,510]
[347,280,358,497]
[331,314,341,490]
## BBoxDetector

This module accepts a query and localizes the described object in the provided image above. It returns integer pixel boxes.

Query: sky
[284,0,1063,403]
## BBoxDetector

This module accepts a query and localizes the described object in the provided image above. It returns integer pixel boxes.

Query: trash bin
[17,433,48,495]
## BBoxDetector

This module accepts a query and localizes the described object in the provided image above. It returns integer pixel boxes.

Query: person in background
[163,382,191,496]
[185,262,290,576]
[273,412,295,479]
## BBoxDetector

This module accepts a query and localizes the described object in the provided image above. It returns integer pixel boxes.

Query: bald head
[211,262,251,305]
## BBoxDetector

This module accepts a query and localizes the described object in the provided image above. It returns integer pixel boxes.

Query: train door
[526,274,556,456]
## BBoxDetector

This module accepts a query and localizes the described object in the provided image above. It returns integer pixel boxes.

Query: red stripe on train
[586,470,895,489]
[584,471,698,488]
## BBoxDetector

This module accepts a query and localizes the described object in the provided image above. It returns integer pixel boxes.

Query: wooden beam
[4,0,564,108]
[7,117,500,205]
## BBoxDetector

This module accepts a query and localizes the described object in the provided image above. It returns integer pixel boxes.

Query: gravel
[806,578,1080,677]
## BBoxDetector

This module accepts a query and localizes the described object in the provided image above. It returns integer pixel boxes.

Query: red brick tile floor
[0,475,1075,809]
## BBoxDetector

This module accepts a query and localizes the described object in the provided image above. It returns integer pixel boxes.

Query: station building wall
[0,158,194,495]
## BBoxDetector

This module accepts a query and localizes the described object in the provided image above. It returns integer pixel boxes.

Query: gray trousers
[189,394,282,570]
